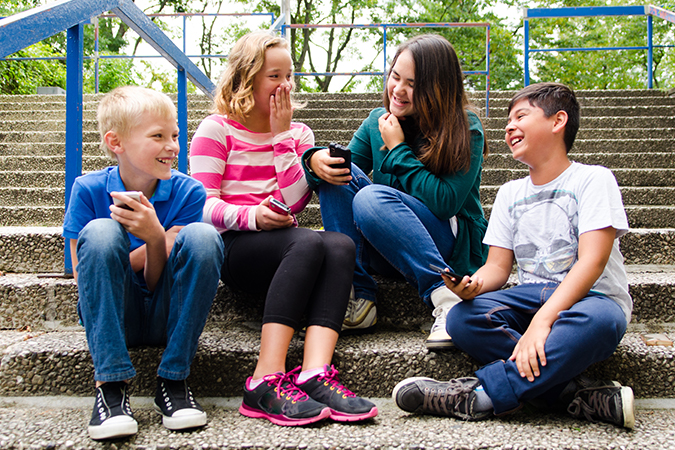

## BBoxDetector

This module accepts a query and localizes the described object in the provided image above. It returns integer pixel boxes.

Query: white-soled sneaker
[88,381,138,440]
[341,293,377,335]
[154,377,207,431]
[426,303,455,350]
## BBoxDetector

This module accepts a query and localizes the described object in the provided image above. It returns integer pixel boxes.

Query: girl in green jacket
[302,34,489,349]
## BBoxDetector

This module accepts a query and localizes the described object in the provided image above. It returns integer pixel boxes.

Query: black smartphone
[429,264,464,284]
[269,198,291,215]
[328,142,351,171]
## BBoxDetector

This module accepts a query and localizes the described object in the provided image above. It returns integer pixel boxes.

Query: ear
[551,110,568,135]
[104,130,124,155]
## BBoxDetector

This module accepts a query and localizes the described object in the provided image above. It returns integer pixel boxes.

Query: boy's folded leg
[88,381,137,440]
[154,377,207,431]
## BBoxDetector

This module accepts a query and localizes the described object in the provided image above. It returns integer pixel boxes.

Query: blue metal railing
[281,22,491,116]
[523,5,675,87]
[0,0,216,274]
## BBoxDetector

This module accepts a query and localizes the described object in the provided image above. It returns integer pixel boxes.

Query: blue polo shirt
[63,166,206,251]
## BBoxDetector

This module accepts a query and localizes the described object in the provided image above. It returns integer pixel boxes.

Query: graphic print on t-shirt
[509,189,579,284]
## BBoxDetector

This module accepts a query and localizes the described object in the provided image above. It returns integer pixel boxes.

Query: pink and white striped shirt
[189,114,314,233]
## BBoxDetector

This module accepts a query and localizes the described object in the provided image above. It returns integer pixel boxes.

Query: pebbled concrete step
[0,326,673,399]
[1,396,674,450]
[0,266,673,332]
[3,168,675,190]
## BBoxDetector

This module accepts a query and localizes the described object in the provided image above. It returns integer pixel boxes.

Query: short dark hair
[508,82,580,153]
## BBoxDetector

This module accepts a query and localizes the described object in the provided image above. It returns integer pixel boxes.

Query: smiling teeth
[511,138,523,146]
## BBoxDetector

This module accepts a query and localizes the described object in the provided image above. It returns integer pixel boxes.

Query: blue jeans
[316,163,456,305]
[446,283,628,415]
[76,219,224,382]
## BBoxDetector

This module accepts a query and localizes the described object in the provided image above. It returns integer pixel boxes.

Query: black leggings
[221,228,355,333]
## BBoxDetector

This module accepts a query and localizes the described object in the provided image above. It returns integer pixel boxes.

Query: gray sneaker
[392,376,492,421]
[567,384,635,429]
[341,295,377,335]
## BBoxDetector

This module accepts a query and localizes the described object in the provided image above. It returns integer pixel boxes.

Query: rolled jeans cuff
[476,360,522,415]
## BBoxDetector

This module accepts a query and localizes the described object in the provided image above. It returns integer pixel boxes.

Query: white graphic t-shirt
[484,162,632,322]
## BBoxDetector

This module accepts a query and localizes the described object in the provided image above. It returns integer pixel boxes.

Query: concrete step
[2,183,673,209]
[3,168,674,190]
[1,397,674,450]
[0,325,673,399]
[0,265,673,332]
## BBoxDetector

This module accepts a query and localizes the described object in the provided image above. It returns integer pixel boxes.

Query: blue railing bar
[101,11,275,21]
[0,0,119,58]
[64,23,84,275]
[524,6,648,19]
[283,21,490,116]
[177,68,188,174]
[647,15,653,89]
[528,46,650,53]
[647,5,675,24]
[111,1,214,98]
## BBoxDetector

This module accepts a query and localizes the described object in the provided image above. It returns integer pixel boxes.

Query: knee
[353,185,395,224]
[323,232,356,265]
[175,223,224,263]
[446,301,475,345]
[77,219,127,255]
[288,228,327,260]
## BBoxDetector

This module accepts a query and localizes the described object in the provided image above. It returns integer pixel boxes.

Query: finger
[537,343,547,368]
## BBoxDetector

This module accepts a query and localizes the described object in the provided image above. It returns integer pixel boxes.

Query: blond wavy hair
[212,31,302,117]
[97,86,176,160]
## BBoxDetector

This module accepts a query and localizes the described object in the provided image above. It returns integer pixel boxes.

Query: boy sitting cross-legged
[393,82,635,429]
[63,86,224,440]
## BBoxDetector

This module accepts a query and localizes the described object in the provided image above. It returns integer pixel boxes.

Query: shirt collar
[105,166,172,203]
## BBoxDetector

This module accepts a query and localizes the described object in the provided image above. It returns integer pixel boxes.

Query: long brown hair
[383,35,488,175]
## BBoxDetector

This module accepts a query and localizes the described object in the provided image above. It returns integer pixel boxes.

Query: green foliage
[0,42,66,95]
[525,0,675,90]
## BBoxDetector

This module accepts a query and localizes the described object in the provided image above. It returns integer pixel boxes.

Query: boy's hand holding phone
[110,191,165,244]
[429,263,481,300]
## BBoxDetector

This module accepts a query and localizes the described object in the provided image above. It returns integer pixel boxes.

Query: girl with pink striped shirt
[189,32,377,427]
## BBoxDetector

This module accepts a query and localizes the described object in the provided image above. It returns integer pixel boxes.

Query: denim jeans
[76,219,224,382]
[446,283,628,415]
[316,163,456,305]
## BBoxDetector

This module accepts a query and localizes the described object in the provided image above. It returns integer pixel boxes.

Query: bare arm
[510,226,616,381]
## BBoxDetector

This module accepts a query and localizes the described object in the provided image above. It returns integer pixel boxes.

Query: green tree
[524,0,675,90]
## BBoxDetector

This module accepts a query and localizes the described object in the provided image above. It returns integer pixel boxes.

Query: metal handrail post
[382,26,387,91]
[485,24,490,117]
[524,11,530,86]
[177,67,188,174]
[647,14,653,89]
[65,22,85,275]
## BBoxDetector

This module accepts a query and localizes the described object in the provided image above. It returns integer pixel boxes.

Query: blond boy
[63,86,223,440]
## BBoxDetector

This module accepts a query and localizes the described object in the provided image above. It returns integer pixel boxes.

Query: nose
[505,121,515,133]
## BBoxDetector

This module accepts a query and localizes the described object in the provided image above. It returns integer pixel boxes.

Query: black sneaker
[558,375,621,408]
[239,371,331,426]
[392,377,493,421]
[296,365,378,422]
[88,381,138,440]
[567,384,635,429]
[154,377,207,430]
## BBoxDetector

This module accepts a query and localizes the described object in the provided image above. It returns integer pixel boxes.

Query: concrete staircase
[0,90,674,447]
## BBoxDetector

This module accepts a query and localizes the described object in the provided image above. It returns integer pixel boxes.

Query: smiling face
[251,45,294,116]
[505,99,560,167]
[386,49,415,118]
[113,112,179,193]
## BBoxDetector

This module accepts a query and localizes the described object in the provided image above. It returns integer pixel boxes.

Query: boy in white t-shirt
[392,83,635,429]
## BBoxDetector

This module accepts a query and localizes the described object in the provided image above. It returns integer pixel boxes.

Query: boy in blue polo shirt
[63,86,224,440]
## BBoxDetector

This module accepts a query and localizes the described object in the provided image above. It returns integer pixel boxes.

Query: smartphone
[328,142,351,171]
[112,191,142,211]
[429,264,464,284]
[269,198,291,215]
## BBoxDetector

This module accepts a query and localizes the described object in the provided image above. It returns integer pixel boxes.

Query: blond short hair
[97,86,177,159]
[212,31,302,118]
